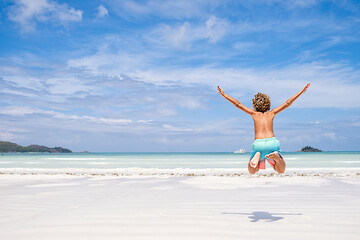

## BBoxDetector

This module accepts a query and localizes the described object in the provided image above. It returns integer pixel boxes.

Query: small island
[298,146,322,152]
[0,141,72,153]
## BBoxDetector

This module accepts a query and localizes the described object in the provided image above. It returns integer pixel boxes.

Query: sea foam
[1,167,359,177]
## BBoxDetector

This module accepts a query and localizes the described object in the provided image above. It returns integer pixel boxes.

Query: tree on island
[299,146,322,152]
[0,141,72,153]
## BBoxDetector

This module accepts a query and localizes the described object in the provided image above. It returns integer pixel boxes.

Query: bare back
[217,84,310,140]
[251,111,275,139]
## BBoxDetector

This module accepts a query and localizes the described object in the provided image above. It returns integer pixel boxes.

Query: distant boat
[234,149,246,153]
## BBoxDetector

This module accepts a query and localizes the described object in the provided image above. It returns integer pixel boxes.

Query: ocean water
[1,152,360,170]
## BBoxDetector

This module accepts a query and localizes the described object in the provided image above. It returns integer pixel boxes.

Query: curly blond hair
[252,92,271,112]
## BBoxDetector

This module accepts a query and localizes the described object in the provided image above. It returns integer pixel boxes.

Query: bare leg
[248,152,260,174]
[265,151,286,174]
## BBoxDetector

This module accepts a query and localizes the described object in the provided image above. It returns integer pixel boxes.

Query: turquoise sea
[1,152,360,170]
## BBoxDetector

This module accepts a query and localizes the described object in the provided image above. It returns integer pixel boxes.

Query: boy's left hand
[217,86,225,96]
[302,83,311,93]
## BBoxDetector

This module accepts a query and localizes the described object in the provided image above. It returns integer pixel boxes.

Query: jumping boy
[217,83,310,174]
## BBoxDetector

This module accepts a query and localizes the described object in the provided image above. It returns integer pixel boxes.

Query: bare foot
[265,151,280,161]
[265,151,286,174]
[250,152,260,168]
[265,151,280,160]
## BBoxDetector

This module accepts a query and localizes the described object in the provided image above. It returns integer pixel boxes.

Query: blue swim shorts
[250,137,282,169]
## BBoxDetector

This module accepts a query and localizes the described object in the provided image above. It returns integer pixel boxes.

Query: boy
[217,83,310,174]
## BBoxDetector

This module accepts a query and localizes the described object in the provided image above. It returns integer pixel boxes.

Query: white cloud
[234,0,321,9]
[206,16,229,43]
[46,77,93,95]
[322,132,336,141]
[155,22,192,49]
[0,131,22,142]
[232,42,265,54]
[0,106,39,116]
[176,96,203,109]
[4,75,44,91]
[129,62,360,108]
[64,32,360,109]
[350,121,360,127]
[8,0,82,32]
[2,72,94,96]
[154,108,178,117]
[67,36,146,75]
[109,0,221,19]
[286,0,320,8]
[0,88,37,97]
[0,106,132,125]
[162,124,193,132]
[97,5,109,18]
[150,16,228,49]
[137,120,154,123]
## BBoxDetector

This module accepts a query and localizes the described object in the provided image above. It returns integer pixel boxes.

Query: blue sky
[0,0,359,152]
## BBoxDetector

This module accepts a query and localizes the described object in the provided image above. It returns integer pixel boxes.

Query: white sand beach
[1,173,360,240]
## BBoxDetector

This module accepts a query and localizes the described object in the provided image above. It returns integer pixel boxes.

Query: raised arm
[271,83,310,115]
[217,86,254,115]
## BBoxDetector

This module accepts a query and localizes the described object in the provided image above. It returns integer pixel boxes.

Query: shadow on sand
[222,211,302,222]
